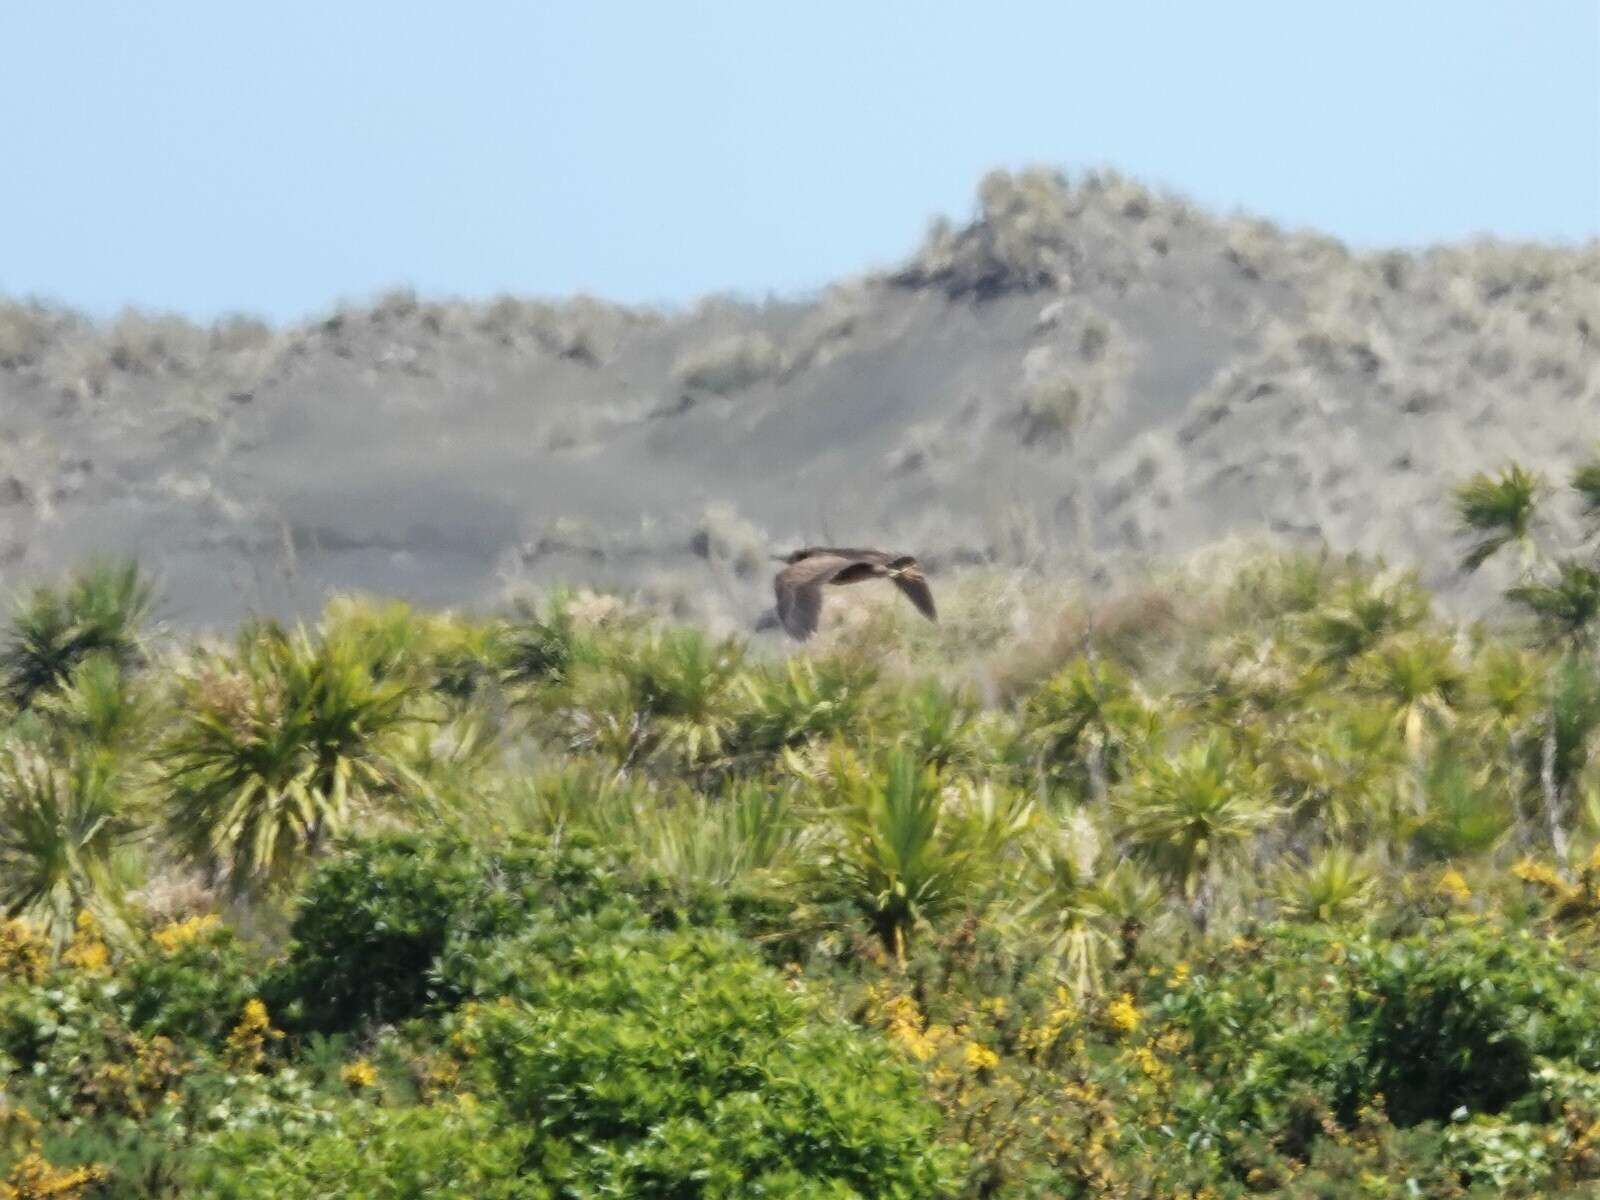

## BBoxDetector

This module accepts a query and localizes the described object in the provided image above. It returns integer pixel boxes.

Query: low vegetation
[7,462,1600,1196]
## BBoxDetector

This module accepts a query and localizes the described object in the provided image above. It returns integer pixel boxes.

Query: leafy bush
[122,916,259,1044]
[463,928,958,1198]
[270,831,641,1032]
[1157,920,1600,1149]
[1352,925,1600,1125]
[190,1098,540,1200]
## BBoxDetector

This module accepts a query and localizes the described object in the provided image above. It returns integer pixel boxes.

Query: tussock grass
[670,330,784,394]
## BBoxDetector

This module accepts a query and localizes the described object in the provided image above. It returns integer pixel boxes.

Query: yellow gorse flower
[963,1041,1000,1072]
[864,983,953,1062]
[979,996,1008,1020]
[0,920,49,985]
[151,914,220,956]
[1105,993,1141,1037]
[61,912,108,974]
[1436,868,1472,903]
[1513,857,1568,893]
[341,1059,378,1090]
[0,1105,108,1200]
[1021,986,1081,1057]
[1131,1043,1171,1086]
[225,998,284,1071]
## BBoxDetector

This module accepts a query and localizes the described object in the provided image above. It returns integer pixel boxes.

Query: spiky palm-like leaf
[30,652,160,755]
[731,653,879,759]
[1572,457,1600,522]
[0,744,139,949]
[1541,656,1600,802]
[160,626,416,895]
[1225,549,1349,623]
[1351,633,1465,756]
[1412,753,1511,861]
[502,758,654,841]
[570,627,743,771]
[1,559,156,709]
[1275,847,1377,923]
[1118,733,1274,929]
[500,589,589,690]
[1454,464,1544,573]
[1023,656,1157,798]
[810,750,991,957]
[1300,575,1430,670]
[1198,635,1320,721]
[642,779,805,893]
[1025,812,1115,994]
[321,595,501,702]
[1471,643,1545,732]
[1268,701,1405,841]
[1459,643,1546,826]
[1508,560,1600,650]
[896,678,982,770]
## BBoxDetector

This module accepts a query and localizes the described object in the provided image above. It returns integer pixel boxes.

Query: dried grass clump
[472,297,596,363]
[893,168,1076,299]
[784,286,869,376]
[103,310,208,377]
[671,332,784,395]
[989,580,1190,702]
[1220,217,1350,288]
[1016,302,1129,446]
[893,168,1204,301]
[0,302,80,373]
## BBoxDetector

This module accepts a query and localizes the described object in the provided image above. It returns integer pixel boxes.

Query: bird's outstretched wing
[890,558,937,622]
[774,554,855,640]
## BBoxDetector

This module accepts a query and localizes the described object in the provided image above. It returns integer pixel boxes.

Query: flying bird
[771,546,937,641]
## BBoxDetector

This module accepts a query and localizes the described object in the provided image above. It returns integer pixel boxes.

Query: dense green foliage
[11,460,1600,1195]
[465,930,954,1197]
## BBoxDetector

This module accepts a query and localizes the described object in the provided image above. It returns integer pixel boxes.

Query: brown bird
[771,546,937,641]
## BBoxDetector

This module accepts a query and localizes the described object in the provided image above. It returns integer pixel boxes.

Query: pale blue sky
[3,2,1596,322]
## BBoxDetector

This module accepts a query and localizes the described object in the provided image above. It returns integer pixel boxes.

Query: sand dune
[0,168,1594,628]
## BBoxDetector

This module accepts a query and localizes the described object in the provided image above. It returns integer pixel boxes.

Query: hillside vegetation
[0,168,1594,628]
[6,461,1600,1195]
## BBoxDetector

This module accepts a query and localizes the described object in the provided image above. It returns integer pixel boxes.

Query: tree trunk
[1541,711,1571,877]
[1508,733,1535,852]
[1188,874,1213,936]
[1086,737,1109,808]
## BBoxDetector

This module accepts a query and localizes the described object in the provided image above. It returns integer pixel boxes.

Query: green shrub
[465,928,958,1198]
[1352,924,1600,1125]
[1158,921,1600,1148]
[122,917,259,1044]
[1156,925,1369,1140]
[190,1098,540,1200]
[270,831,642,1032]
